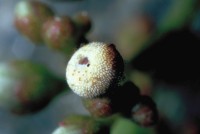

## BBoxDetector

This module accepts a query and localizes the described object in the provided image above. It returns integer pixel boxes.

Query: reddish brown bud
[131,96,158,127]
[82,97,113,117]
[14,0,54,43]
[0,60,65,114]
[42,16,76,53]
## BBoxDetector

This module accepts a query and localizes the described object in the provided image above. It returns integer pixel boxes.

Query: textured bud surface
[66,42,124,98]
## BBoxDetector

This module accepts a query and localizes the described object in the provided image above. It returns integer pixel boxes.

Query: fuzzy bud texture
[66,42,124,98]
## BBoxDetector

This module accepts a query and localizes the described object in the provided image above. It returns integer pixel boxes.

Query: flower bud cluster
[65,41,158,130]
[14,0,92,54]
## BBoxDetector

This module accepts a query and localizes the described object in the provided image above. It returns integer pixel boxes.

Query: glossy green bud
[111,118,156,134]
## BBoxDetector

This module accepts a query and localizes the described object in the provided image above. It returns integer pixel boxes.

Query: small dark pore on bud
[79,57,89,65]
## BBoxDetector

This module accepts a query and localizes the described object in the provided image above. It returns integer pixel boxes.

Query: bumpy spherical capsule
[42,16,76,53]
[66,42,124,98]
[14,0,54,43]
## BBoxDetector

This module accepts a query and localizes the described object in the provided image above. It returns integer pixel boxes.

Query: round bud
[131,96,158,127]
[66,42,124,98]
[42,16,76,54]
[111,118,156,134]
[82,97,113,117]
[73,11,92,35]
[0,60,65,114]
[14,0,54,43]
[52,115,109,134]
